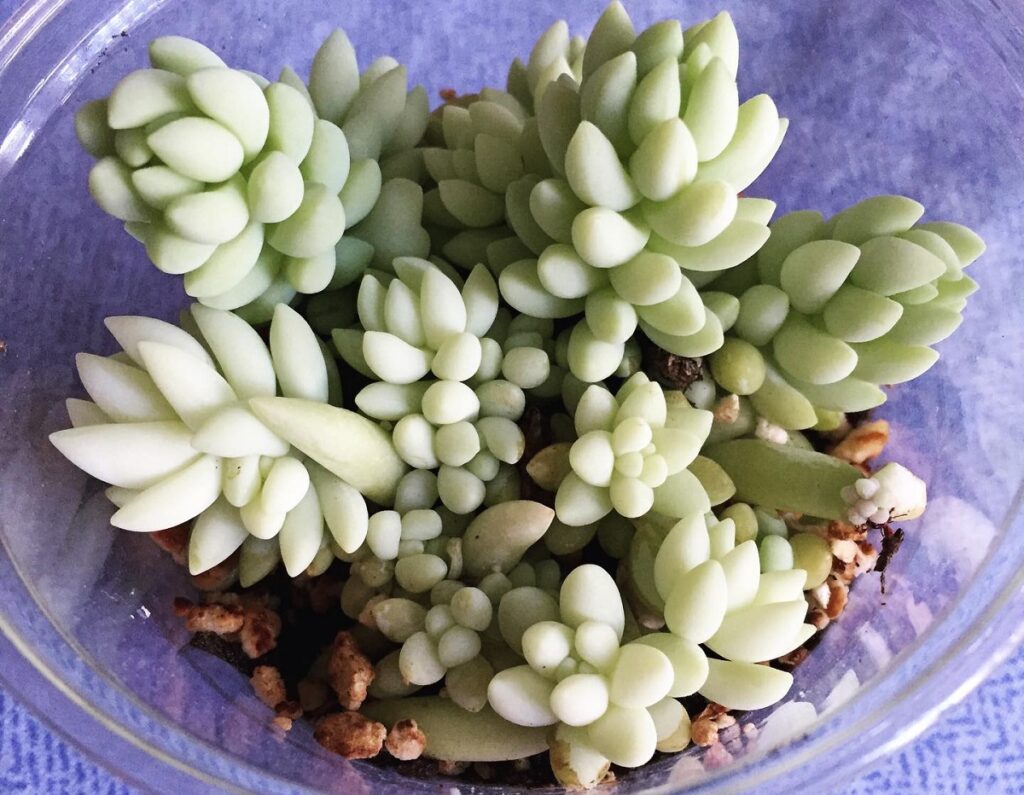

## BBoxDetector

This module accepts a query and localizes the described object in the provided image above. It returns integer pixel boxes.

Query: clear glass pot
[0,0,1022,791]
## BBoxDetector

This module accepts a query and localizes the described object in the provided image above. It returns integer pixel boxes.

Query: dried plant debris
[644,343,705,392]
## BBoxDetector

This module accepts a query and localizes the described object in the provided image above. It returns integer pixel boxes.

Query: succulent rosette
[504,6,785,380]
[486,564,697,776]
[333,257,550,513]
[417,4,786,383]
[701,195,985,429]
[620,506,830,727]
[76,32,430,320]
[354,500,560,712]
[544,372,714,526]
[51,304,407,584]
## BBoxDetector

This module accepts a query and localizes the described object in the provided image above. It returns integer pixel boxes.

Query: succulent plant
[51,304,406,583]
[357,508,458,588]
[416,4,785,383]
[487,563,696,771]
[417,17,587,273]
[55,5,984,782]
[703,195,985,428]
[357,500,558,713]
[625,508,817,710]
[77,32,429,320]
[841,462,928,526]
[389,584,497,695]
[508,19,587,114]
[550,372,714,526]
[334,258,548,513]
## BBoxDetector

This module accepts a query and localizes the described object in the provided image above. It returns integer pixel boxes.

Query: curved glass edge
[0,627,234,795]
[3,500,1023,795]
[0,0,1023,792]
[0,548,309,794]
[0,0,173,181]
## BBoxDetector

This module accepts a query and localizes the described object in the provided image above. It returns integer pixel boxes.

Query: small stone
[831,538,860,563]
[807,607,830,630]
[825,577,849,619]
[250,665,286,708]
[691,718,720,747]
[178,600,244,635]
[239,604,282,658]
[328,631,375,710]
[275,700,303,720]
[314,712,386,759]
[829,419,889,464]
[272,716,294,732]
[149,524,189,566]
[713,394,741,424]
[385,718,427,760]
[754,417,789,444]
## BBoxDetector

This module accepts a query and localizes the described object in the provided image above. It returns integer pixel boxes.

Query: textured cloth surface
[2,646,1024,793]
[1,0,1021,792]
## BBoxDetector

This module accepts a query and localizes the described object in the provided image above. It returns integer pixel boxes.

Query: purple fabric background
[1,0,1023,792]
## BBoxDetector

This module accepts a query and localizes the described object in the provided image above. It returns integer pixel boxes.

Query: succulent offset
[52,2,988,786]
[333,257,546,513]
[419,4,786,383]
[703,195,984,428]
[488,564,699,773]
[77,32,430,320]
[547,372,714,526]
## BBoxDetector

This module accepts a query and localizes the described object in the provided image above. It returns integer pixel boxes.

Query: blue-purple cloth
[3,646,1024,793]
[2,0,1022,791]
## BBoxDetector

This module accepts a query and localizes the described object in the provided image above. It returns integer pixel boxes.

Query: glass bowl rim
[2,0,1024,791]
